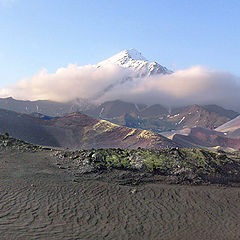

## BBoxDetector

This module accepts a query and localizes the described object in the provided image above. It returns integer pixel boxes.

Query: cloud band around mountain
[1,63,240,111]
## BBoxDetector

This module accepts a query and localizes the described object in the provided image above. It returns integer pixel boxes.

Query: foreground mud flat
[0,134,240,239]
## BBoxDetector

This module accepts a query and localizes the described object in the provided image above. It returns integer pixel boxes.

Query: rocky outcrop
[54,147,240,185]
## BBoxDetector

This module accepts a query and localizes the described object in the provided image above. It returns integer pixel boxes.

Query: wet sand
[0,149,240,240]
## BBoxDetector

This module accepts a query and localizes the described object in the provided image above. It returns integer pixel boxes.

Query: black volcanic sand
[0,149,240,240]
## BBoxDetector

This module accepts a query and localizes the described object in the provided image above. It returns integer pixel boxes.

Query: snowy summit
[97,49,172,77]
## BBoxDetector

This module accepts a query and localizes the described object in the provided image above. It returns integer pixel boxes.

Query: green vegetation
[59,147,240,180]
[61,147,240,184]
[86,149,133,169]
[1,132,240,185]
[0,133,44,152]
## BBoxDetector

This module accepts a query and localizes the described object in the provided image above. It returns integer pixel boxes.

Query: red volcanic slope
[0,109,177,149]
[173,127,240,149]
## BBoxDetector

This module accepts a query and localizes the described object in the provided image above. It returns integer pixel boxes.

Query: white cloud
[1,62,240,111]
[0,63,131,102]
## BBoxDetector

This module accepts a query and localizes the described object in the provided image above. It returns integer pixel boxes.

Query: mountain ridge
[0,97,238,134]
[97,49,172,76]
[0,108,178,149]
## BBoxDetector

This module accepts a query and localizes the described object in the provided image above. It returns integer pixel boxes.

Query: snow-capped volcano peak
[99,49,146,65]
[97,49,172,76]
[119,49,146,61]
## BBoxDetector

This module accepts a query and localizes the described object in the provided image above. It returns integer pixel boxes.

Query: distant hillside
[216,116,240,139]
[0,97,93,117]
[0,97,238,134]
[0,108,177,149]
[85,100,146,118]
[172,127,240,149]
[170,104,239,130]
[85,100,239,132]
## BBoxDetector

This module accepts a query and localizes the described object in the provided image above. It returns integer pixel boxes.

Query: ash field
[0,135,239,240]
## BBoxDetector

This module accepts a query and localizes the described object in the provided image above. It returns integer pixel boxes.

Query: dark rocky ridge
[55,147,240,186]
[1,140,239,240]
[1,133,239,186]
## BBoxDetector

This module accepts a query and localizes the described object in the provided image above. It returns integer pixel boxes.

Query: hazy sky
[0,0,240,89]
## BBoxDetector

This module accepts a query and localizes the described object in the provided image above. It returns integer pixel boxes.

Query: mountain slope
[172,127,240,149]
[97,49,172,76]
[168,104,239,130]
[91,49,173,101]
[85,100,239,133]
[84,100,146,119]
[0,97,93,117]
[0,108,178,149]
[0,97,237,135]
[216,115,240,139]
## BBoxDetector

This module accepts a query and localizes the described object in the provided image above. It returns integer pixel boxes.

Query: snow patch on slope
[97,49,172,77]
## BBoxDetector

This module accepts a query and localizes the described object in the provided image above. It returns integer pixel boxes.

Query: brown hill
[168,104,239,130]
[0,109,177,149]
[216,115,240,139]
[0,97,237,133]
[0,97,92,117]
[172,127,240,149]
[140,104,169,117]
[86,101,238,133]
[84,100,146,118]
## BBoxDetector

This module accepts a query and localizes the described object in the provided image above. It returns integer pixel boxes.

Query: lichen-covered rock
[1,133,240,185]
[0,133,43,152]
[129,154,146,170]
[53,147,240,185]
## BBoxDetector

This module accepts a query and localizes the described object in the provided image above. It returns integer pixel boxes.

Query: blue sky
[0,0,240,89]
